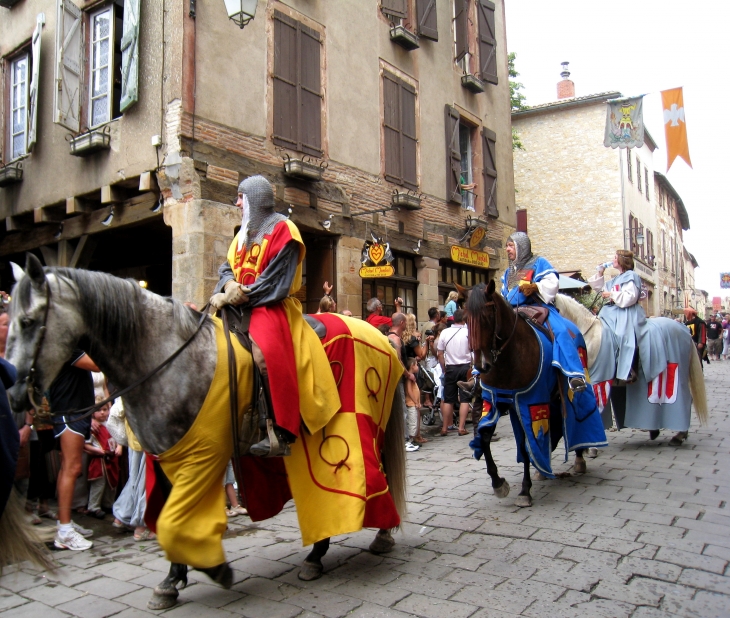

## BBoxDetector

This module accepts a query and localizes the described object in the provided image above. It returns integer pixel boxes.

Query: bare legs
[57,430,85,525]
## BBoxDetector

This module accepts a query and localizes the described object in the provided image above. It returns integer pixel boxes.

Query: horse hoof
[515,494,532,508]
[148,588,178,611]
[586,447,598,458]
[493,479,510,499]
[532,470,547,481]
[574,459,587,474]
[198,562,233,589]
[369,530,395,554]
[669,431,687,446]
[298,560,323,581]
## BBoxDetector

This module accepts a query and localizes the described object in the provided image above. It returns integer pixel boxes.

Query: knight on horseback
[210,175,340,456]
[502,232,588,393]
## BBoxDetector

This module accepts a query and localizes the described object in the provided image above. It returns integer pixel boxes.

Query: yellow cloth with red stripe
[155,317,252,568]
[226,220,340,436]
[285,314,404,546]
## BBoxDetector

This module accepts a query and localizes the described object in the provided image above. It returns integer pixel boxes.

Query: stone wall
[512,103,624,278]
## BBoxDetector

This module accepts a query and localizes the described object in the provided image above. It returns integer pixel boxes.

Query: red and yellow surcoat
[226,220,340,436]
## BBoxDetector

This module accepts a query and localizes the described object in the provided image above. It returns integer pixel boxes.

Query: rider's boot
[250,419,294,457]
[568,376,587,393]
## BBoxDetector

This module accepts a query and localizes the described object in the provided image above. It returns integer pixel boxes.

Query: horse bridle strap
[484,298,519,364]
[26,281,212,424]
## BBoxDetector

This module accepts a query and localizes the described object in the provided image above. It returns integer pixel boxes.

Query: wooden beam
[68,235,96,269]
[57,240,70,267]
[6,216,31,232]
[66,197,94,214]
[39,245,57,266]
[138,171,158,192]
[34,207,64,224]
[101,185,127,204]
[0,193,159,256]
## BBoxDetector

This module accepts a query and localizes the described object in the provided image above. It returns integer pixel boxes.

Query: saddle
[516,306,553,341]
[220,305,327,458]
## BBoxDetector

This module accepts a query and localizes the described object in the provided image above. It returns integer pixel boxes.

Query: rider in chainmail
[506,232,539,291]
[235,176,287,250]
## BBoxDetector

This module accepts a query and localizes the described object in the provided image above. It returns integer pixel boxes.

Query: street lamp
[223,0,258,28]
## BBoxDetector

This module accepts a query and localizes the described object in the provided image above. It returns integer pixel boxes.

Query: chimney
[557,62,575,99]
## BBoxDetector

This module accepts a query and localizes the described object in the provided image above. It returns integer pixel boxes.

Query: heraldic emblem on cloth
[604,96,645,149]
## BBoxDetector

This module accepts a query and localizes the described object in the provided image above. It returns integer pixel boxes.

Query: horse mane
[465,282,488,316]
[554,293,599,335]
[14,267,203,360]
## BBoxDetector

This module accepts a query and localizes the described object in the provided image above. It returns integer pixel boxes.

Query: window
[661,230,667,268]
[459,122,475,211]
[454,0,497,83]
[272,10,323,157]
[481,127,498,217]
[362,254,418,319]
[383,70,418,190]
[646,229,654,266]
[439,262,489,305]
[55,0,139,134]
[627,151,633,182]
[644,169,650,201]
[8,53,29,160]
[636,159,642,193]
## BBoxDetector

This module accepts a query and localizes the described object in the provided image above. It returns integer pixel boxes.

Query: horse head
[464,279,514,375]
[6,253,85,412]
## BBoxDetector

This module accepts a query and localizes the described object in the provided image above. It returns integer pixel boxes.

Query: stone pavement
[2,363,729,618]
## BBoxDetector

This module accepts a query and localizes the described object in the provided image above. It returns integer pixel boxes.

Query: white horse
[554,294,708,441]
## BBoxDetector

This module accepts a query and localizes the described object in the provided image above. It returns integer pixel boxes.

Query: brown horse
[465,280,598,507]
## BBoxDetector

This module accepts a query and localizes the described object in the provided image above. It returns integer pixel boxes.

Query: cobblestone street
[2,363,729,618]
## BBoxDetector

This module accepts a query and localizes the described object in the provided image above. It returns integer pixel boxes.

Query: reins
[483,294,519,365]
[25,278,211,425]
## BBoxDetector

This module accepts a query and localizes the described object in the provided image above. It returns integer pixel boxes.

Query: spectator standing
[84,399,121,519]
[722,318,730,360]
[706,315,723,361]
[387,313,419,452]
[437,309,471,436]
[365,296,403,328]
[444,291,459,324]
[404,358,424,448]
[50,350,99,551]
[223,462,248,518]
[684,308,706,365]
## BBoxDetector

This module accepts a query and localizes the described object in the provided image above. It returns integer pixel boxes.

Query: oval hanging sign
[360,265,395,278]
[450,245,490,269]
[469,226,486,248]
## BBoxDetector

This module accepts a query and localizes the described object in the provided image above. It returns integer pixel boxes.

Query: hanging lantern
[223,0,258,28]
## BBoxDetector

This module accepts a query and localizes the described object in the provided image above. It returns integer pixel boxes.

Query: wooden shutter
[516,209,527,233]
[54,0,82,132]
[454,0,468,62]
[639,223,645,260]
[273,11,299,151]
[299,23,322,156]
[400,81,417,190]
[28,13,45,151]
[120,0,141,112]
[381,0,407,19]
[416,0,438,41]
[273,11,322,157]
[383,72,401,185]
[481,127,498,217]
[477,0,497,84]
[384,72,417,191]
[445,105,461,204]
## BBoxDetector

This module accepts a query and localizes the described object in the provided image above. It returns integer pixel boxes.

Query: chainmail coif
[507,231,536,289]
[238,175,286,250]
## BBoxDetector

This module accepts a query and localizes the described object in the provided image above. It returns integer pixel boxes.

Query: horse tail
[382,382,407,523]
[688,347,709,426]
[0,491,55,574]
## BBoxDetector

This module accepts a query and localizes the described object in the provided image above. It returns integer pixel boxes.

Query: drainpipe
[619,149,627,250]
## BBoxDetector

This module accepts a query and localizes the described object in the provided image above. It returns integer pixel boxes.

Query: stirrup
[569,377,587,393]
[250,419,292,457]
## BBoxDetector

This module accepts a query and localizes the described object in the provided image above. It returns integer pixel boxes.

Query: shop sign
[359,233,394,278]
[469,226,486,248]
[450,245,490,269]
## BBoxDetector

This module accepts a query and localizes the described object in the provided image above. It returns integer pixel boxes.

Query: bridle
[481,295,519,367]
[22,277,210,425]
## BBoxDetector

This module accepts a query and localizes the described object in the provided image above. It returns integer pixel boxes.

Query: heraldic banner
[721,273,730,290]
[604,96,645,149]
[661,87,692,172]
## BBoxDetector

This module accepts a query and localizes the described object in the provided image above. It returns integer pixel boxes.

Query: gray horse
[6,254,406,610]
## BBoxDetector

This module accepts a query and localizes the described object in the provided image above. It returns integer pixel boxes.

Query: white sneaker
[405,441,420,452]
[54,529,93,551]
[57,520,93,537]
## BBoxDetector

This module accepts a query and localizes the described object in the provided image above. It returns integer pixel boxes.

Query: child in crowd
[404,358,422,452]
[223,461,248,517]
[84,399,121,519]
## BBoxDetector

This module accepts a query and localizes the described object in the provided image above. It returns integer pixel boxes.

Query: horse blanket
[470,323,607,478]
[146,314,403,568]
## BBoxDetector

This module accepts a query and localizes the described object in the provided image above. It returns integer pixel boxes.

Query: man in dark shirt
[51,350,99,551]
[706,315,723,361]
[684,308,706,364]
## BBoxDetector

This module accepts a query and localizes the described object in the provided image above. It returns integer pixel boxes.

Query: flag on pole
[604,96,644,148]
[661,87,692,172]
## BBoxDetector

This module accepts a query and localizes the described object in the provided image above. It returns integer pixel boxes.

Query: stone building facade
[512,89,670,316]
[0,0,516,321]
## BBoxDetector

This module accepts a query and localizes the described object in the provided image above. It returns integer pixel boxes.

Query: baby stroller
[417,362,443,426]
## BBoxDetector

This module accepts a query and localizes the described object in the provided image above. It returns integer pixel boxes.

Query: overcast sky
[505,0,729,301]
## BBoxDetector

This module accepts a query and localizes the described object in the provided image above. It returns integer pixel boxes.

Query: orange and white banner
[661,87,692,172]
